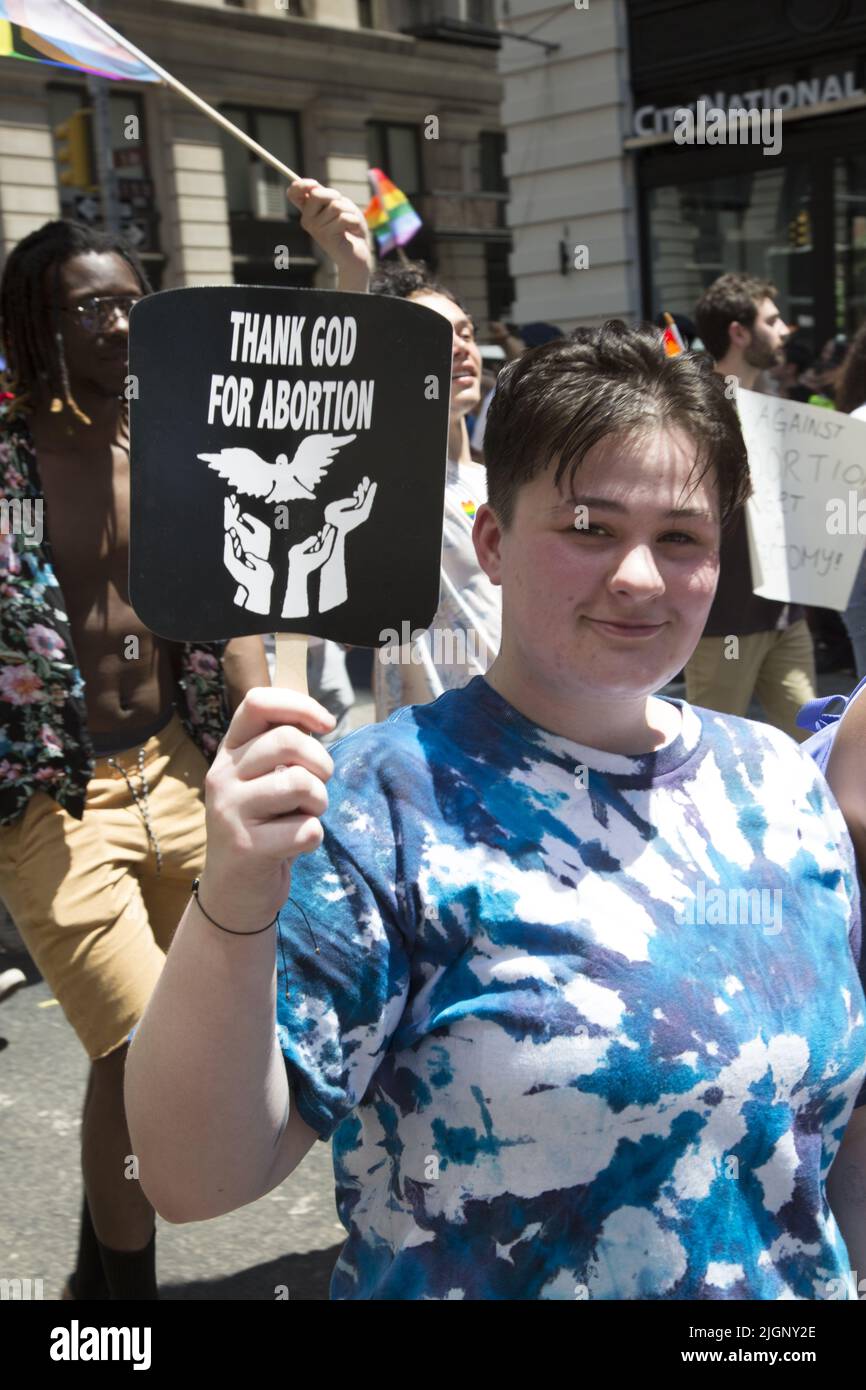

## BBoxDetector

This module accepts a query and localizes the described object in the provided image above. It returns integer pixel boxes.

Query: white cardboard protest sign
[738,387,866,609]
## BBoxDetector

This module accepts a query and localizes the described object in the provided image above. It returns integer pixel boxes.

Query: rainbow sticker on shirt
[461,499,476,521]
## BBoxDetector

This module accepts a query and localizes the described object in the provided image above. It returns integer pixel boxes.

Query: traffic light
[54,109,95,190]
[788,209,811,249]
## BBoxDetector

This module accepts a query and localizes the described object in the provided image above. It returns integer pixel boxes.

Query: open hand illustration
[324,476,377,533]
[222,494,274,615]
[282,522,337,619]
[320,476,378,612]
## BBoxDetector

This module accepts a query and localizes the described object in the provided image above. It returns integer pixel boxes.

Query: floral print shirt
[0,399,229,826]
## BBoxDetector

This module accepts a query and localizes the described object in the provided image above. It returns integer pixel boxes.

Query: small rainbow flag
[364,167,422,257]
[661,311,686,357]
[0,0,160,81]
[461,499,476,521]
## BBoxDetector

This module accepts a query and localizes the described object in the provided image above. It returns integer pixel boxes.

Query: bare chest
[36,445,131,600]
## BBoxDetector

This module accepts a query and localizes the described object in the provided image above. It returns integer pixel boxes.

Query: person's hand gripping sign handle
[197,687,335,933]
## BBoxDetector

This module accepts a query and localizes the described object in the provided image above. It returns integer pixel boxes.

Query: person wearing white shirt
[369,265,502,720]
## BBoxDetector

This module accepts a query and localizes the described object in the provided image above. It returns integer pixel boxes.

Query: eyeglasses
[60,295,141,333]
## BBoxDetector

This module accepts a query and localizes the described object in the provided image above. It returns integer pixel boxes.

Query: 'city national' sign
[633,70,863,137]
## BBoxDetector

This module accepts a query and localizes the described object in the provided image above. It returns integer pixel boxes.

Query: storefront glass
[835,153,866,336]
[646,164,817,344]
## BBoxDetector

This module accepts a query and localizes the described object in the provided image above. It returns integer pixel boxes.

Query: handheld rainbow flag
[0,0,160,81]
[661,311,686,357]
[0,0,305,184]
[364,168,422,257]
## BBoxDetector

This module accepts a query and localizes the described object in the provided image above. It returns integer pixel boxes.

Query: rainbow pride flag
[661,311,686,357]
[0,0,160,82]
[364,167,422,256]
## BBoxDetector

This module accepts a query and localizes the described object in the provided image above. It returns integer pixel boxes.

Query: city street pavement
[0,673,855,1299]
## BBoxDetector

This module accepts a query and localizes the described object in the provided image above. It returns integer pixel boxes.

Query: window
[367,121,422,195]
[485,241,514,320]
[479,131,506,194]
[835,154,866,336]
[358,0,375,26]
[463,0,493,24]
[220,106,303,219]
[219,105,314,286]
[644,165,817,348]
[47,85,161,278]
[418,0,495,23]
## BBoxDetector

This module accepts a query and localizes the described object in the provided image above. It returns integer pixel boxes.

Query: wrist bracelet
[190,877,278,935]
[189,875,321,1005]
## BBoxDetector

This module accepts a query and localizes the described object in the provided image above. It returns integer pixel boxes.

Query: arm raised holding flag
[286,179,373,295]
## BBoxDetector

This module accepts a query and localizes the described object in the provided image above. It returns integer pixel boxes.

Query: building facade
[0,0,512,325]
[498,0,637,333]
[501,0,866,352]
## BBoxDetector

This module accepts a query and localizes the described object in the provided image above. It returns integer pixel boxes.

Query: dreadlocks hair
[0,219,150,425]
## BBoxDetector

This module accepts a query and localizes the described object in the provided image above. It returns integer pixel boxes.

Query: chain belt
[106,747,163,875]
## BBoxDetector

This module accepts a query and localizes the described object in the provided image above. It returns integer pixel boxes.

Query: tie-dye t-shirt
[275,676,866,1300]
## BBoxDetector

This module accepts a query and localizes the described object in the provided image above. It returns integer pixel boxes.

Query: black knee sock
[96,1226,158,1300]
[69,1193,110,1300]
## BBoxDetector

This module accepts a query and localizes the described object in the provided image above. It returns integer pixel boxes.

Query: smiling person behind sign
[369,263,502,719]
[125,322,866,1301]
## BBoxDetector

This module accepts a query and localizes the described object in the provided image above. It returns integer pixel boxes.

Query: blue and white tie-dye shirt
[275,676,866,1301]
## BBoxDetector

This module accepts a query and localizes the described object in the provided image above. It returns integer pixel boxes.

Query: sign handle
[274,632,308,694]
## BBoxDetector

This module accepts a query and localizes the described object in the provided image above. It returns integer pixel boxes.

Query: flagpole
[86,0,122,232]
[65,0,301,183]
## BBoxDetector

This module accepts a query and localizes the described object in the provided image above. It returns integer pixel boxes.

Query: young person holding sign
[126,323,866,1300]
[369,263,502,720]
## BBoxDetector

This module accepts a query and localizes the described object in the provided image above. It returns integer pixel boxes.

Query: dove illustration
[197,433,357,504]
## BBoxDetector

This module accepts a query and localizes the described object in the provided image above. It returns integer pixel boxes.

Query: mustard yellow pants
[0,713,208,1060]
[685,619,816,742]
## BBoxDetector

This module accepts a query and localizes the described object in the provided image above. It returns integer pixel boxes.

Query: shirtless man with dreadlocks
[0,219,269,1301]
[0,183,371,1301]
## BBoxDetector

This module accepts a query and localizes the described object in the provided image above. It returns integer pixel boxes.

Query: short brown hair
[695,272,778,361]
[483,320,751,532]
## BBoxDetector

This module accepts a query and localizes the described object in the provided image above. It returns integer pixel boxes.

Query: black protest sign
[128,287,452,647]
